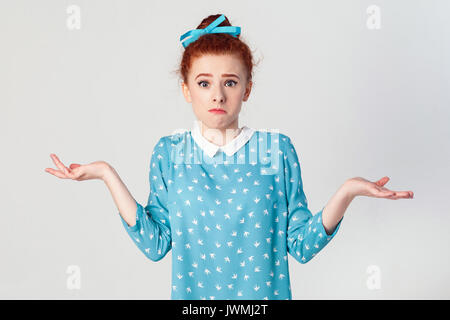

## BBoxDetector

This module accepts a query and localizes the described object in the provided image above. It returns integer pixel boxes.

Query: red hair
[176,14,257,84]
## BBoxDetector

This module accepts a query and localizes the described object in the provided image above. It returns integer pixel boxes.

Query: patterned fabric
[118,128,343,300]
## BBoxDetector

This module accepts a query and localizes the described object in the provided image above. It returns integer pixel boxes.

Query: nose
[212,87,225,104]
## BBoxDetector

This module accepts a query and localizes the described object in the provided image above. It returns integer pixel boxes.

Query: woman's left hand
[345,176,414,200]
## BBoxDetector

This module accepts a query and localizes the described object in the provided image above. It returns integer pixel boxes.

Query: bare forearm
[102,165,137,227]
[322,180,354,235]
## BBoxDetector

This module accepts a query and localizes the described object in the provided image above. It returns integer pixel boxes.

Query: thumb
[375,176,389,186]
[69,164,81,169]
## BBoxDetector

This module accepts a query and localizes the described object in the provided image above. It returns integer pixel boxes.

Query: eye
[197,81,209,88]
[225,80,237,87]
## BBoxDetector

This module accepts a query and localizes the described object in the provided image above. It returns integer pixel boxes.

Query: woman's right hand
[45,153,110,181]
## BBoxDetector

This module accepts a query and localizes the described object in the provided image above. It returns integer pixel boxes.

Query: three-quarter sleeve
[118,136,172,262]
[283,136,343,264]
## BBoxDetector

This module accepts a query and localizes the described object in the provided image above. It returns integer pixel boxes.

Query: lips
[208,108,226,114]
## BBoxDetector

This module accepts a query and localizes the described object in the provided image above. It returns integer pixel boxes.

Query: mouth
[208,108,227,114]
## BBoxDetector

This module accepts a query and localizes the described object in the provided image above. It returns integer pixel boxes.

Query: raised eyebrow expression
[195,73,240,80]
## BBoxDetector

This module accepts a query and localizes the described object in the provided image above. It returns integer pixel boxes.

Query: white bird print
[185,243,191,249]
[145,248,150,254]
[172,286,176,291]
[254,180,260,186]
[192,262,198,268]
[237,248,243,254]
[177,273,183,279]
[264,209,269,215]
[198,239,204,246]
[224,213,231,220]
[215,185,222,191]
[232,274,238,279]
[231,231,237,237]
[216,266,222,273]
[227,198,233,204]
[197,196,203,202]
[216,284,222,290]
[292,215,299,221]
[278,230,284,236]
[314,244,319,249]
[240,261,246,267]
[254,241,260,248]
[266,281,271,287]
[243,231,250,237]
[222,174,229,180]
[236,205,242,211]
[305,244,310,250]
[243,188,249,194]
[187,186,194,191]
[188,272,194,277]
[239,218,245,224]
[237,177,243,182]
[192,219,198,225]
[215,199,221,205]
[254,285,260,291]
[204,226,210,232]
[204,268,211,275]
[254,266,261,272]
[216,224,222,231]
[215,241,221,248]
[204,185,210,190]
[176,229,182,236]
[209,253,216,259]
[246,172,252,177]
[198,282,204,288]
[255,222,261,229]
[176,211,183,218]
[224,256,231,263]
[184,200,191,206]
[254,197,260,203]
[200,210,206,216]
[248,211,254,218]
[209,210,215,216]
[200,254,206,260]
[186,287,191,293]
[244,274,249,281]
[274,290,279,295]
[177,255,183,261]
[188,228,194,234]
[231,189,237,194]
[275,260,280,266]
[227,241,233,247]
[192,178,198,184]
[279,274,285,279]
[265,194,271,200]
[227,284,234,289]
[201,172,206,177]
[237,291,243,296]
[270,271,274,277]
[263,253,269,259]
[248,256,254,262]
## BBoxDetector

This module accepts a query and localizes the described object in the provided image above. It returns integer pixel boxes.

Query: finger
[45,167,69,179]
[375,176,389,187]
[50,154,71,175]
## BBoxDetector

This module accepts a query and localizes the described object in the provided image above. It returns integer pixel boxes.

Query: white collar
[191,121,255,158]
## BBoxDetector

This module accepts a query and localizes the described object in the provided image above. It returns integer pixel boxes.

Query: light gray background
[1,0,449,299]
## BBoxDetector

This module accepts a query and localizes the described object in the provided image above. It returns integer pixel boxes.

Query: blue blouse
[117,127,343,300]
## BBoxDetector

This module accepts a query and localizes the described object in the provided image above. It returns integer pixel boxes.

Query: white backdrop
[1,0,449,299]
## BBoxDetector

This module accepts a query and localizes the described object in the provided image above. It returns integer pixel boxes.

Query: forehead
[190,54,245,76]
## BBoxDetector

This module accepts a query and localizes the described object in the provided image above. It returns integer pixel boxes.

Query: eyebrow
[195,73,240,80]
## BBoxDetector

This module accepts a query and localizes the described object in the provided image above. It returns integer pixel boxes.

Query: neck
[198,119,241,147]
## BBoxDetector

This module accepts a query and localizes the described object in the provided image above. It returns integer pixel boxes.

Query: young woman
[45,14,414,300]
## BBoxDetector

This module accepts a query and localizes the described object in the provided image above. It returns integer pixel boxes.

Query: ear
[181,81,192,103]
[243,80,253,102]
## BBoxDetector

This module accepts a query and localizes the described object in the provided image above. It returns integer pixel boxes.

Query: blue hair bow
[180,14,241,48]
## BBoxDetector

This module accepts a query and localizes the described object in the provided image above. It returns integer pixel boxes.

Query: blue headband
[179,14,241,48]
